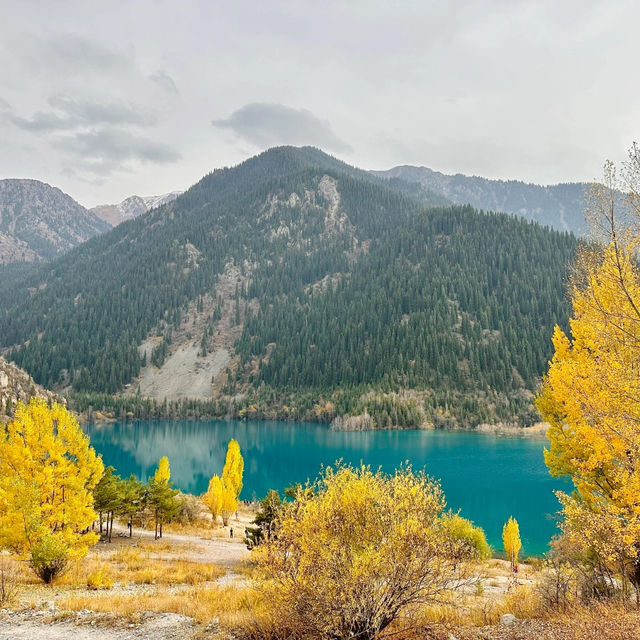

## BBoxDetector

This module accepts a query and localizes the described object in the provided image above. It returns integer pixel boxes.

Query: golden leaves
[0,398,104,564]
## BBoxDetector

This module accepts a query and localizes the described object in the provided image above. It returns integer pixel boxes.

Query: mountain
[0,179,111,264]
[0,146,576,428]
[91,191,183,227]
[0,356,59,421]
[372,166,589,235]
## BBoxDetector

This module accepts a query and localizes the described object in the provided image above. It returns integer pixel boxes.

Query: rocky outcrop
[0,179,110,263]
[0,356,59,420]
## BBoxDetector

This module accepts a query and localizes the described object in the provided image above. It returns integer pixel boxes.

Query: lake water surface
[83,419,567,555]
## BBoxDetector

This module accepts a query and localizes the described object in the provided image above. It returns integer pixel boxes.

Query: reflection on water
[84,419,567,555]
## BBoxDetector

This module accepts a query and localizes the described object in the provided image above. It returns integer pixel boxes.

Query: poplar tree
[502,516,522,571]
[0,399,104,582]
[222,439,244,499]
[203,475,223,524]
[204,440,244,527]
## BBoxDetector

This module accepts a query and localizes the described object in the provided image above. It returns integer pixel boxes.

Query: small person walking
[230,527,234,539]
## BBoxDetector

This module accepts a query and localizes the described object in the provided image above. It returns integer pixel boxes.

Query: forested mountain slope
[0,147,577,428]
[372,165,589,235]
[0,179,110,263]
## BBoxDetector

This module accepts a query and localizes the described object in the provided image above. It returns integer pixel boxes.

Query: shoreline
[83,414,549,439]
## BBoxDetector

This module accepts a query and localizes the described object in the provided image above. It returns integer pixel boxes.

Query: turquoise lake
[83,419,567,555]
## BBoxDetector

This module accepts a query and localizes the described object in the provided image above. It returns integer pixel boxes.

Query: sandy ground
[0,611,201,640]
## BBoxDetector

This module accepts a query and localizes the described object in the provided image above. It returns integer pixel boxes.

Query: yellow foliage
[254,463,478,640]
[57,585,262,625]
[87,567,113,590]
[154,456,171,484]
[502,516,521,570]
[537,146,640,592]
[0,399,104,579]
[203,474,223,521]
[204,440,244,526]
[222,439,244,499]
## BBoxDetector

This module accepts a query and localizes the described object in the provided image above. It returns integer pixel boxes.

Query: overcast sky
[0,0,638,206]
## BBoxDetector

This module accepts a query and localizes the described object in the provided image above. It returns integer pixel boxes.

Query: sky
[0,0,638,207]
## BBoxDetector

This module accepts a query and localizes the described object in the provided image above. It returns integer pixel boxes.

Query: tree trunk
[108,512,113,542]
[99,512,103,533]
[155,509,158,540]
[129,518,132,537]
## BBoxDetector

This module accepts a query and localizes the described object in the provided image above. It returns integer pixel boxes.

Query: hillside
[91,191,183,227]
[0,147,577,428]
[0,356,59,421]
[0,179,111,263]
[372,165,589,235]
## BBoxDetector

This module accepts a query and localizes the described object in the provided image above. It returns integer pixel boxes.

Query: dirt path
[110,521,250,569]
[0,611,202,640]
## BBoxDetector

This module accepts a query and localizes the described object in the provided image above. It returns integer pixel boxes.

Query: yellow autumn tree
[537,142,640,598]
[502,516,521,571]
[154,456,170,484]
[205,440,244,527]
[254,464,478,640]
[203,474,223,523]
[220,486,238,527]
[222,439,244,500]
[0,399,104,582]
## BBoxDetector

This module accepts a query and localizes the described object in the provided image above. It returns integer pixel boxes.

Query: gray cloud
[212,103,352,153]
[34,34,132,74]
[1,93,177,177]
[53,128,181,175]
[5,95,154,132]
[149,70,179,96]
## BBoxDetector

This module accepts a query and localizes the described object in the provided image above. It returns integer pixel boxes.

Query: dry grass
[55,548,223,588]
[57,585,263,625]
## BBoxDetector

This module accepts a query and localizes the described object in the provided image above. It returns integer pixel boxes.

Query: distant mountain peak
[91,191,183,227]
[371,165,589,234]
[0,178,110,264]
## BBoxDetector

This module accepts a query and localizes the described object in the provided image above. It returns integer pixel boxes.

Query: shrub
[29,534,69,584]
[254,463,479,640]
[87,567,114,590]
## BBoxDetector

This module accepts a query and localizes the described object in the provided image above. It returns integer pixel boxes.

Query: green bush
[29,534,69,584]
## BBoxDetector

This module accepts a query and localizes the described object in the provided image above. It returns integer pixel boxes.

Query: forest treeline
[0,147,576,427]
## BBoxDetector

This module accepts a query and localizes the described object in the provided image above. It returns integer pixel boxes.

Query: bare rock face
[0,179,110,264]
[91,191,183,227]
[0,356,59,420]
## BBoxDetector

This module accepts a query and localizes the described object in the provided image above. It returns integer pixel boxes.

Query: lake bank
[83,419,565,554]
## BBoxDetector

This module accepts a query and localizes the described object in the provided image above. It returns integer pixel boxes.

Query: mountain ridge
[91,191,183,227]
[372,165,590,234]
[0,146,576,428]
[0,178,111,263]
